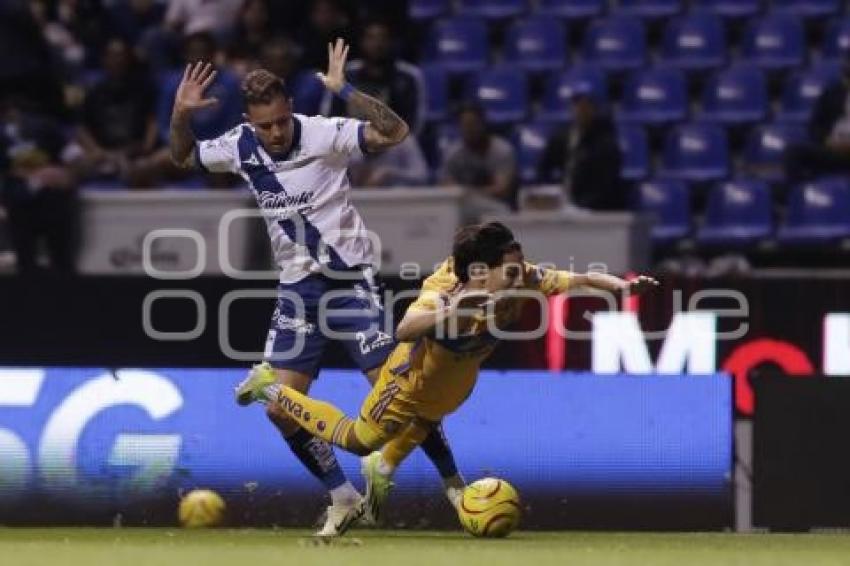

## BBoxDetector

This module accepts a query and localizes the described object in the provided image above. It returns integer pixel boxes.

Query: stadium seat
[514,122,556,183]
[409,0,451,20]
[536,0,605,19]
[466,66,529,123]
[690,0,761,18]
[421,65,449,122]
[697,179,773,246]
[744,123,807,181]
[613,0,683,20]
[581,17,647,72]
[700,66,768,125]
[634,179,691,244]
[778,178,850,243]
[740,14,805,71]
[821,18,850,63]
[618,67,688,125]
[773,0,840,18]
[457,0,527,19]
[659,12,726,72]
[504,18,568,71]
[537,66,607,123]
[618,124,651,181]
[659,123,729,182]
[425,18,488,73]
[777,64,841,124]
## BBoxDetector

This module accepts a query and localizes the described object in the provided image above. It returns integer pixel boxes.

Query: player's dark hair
[241,69,288,106]
[452,222,521,283]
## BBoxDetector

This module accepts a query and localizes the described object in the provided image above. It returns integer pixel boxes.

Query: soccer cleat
[361,452,395,525]
[315,496,366,538]
[234,362,279,406]
[445,485,464,511]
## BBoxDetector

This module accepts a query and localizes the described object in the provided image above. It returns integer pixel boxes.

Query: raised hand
[315,37,349,94]
[174,61,218,114]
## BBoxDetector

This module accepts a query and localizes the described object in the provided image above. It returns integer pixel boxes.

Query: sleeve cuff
[357,122,369,155]
[194,143,208,172]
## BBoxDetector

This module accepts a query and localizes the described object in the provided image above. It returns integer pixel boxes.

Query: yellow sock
[382,421,431,471]
[276,386,356,448]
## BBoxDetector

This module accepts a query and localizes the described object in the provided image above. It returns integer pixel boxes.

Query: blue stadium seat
[409,0,451,20]
[581,17,647,72]
[700,66,768,124]
[504,18,568,71]
[421,64,449,122]
[697,179,773,246]
[457,0,527,19]
[466,66,529,123]
[778,178,850,244]
[740,14,805,71]
[821,18,850,63]
[660,123,730,182]
[691,0,761,18]
[618,124,651,181]
[744,123,807,181]
[537,66,607,123]
[425,18,488,73]
[773,0,840,18]
[514,122,555,183]
[613,0,683,20]
[660,12,726,72]
[536,0,605,19]
[777,64,841,124]
[618,67,687,125]
[634,179,691,243]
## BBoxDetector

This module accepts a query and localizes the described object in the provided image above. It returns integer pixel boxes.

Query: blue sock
[285,427,347,490]
[420,424,460,480]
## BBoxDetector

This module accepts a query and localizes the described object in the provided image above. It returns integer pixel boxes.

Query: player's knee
[347,428,381,456]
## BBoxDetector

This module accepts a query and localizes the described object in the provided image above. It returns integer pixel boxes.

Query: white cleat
[315,496,366,538]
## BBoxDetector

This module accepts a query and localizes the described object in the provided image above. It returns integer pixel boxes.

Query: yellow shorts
[354,368,419,448]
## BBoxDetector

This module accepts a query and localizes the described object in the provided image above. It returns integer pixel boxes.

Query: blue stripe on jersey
[236,125,351,271]
[357,123,368,155]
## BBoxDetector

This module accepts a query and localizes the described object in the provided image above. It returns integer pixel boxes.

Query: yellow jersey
[380,258,574,420]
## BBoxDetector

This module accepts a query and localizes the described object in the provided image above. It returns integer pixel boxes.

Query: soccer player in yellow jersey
[237,222,658,534]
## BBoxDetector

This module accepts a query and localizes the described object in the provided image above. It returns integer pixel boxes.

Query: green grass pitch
[3,528,850,566]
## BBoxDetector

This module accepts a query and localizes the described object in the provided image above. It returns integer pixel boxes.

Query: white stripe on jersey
[196,114,376,283]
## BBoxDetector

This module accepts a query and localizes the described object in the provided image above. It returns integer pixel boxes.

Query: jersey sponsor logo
[357,330,394,356]
[274,311,316,335]
[257,190,315,214]
[279,394,304,419]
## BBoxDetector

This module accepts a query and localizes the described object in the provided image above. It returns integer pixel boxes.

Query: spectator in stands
[259,36,324,116]
[77,38,158,186]
[297,0,352,72]
[538,86,626,211]
[785,63,850,183]
[441,103,517,220]
[157,32,242,143]
[322,18,424,135]
[349,136,429,187]
[0,1,65,117]
[0,97,80,273]
[230,0,273,61]
[164,0,242,39]
[107,0,166,48]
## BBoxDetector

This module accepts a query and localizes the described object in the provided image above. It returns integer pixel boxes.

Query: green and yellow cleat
[360,451,395,525]
[235,362,279,406]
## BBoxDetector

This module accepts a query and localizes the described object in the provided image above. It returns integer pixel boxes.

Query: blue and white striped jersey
[196,114,375,283]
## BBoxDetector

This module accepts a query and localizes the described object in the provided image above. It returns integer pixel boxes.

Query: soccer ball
[457,477,521,538]
[178,489,226,528]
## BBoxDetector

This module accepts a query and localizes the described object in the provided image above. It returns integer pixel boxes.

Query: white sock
[329,481,360,506]
[376,453,395,477]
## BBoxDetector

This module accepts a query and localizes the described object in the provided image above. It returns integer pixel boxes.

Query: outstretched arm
[169,62,218,168]
[316,38,409,152]
[571,272,659,295]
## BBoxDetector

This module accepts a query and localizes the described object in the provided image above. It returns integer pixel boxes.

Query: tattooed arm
[316,38,410,152]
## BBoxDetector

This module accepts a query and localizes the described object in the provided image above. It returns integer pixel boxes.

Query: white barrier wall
[77,188,649,276]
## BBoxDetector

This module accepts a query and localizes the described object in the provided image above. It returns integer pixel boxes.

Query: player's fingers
[182,63,191,82]
[201,69,217,89]
[189,61,203,81]
[342,44,350,63]
[327,42,333,64]
[198,97,219,108]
